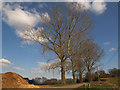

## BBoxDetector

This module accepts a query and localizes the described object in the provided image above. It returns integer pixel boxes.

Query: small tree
[81,38,105,82]
[98,70,106,78]
[109,68,118,77]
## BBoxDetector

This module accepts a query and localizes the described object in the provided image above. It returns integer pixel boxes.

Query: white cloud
[31,68,45,74]
[2,3,40,29]
[103,41,111,45]
[16,27,48,44]
[2,63,9,67]
[109,48,116,52]
[0,58,13,67]
[30,62,51,74]
[0,2,2,12]
[40,12,51,23]
[31,61,60,74]
[91,0,107,14]
[71,2,91,11]
[13,67,24,71]
[31,59,70,74]
[2,3,50,30]
[37,62,51,69]
[70,0,107,15]
[0,58,13,64]
[2,3,50,44]
[31,70,44,74]
[0,59,24,71]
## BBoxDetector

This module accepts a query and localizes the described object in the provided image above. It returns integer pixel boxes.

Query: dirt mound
[2,72,39,88]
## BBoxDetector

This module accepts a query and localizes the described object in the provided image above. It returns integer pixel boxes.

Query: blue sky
[1,2,118,79]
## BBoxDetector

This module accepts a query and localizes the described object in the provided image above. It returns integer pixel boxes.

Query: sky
[1,2,118,79]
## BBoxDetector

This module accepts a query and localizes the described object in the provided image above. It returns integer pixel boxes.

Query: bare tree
[81,38,105,82]
[68,45,78,84]
[109,68,118,77]
[69,40,86,83]
[76,57,85,83]
[65,56,77,84]
[18,3,92,84]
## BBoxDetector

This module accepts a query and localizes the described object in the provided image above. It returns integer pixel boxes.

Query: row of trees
[98,68,120,78]
[68,38,104,83]
[24,68,120,85]
[19,3,104,84]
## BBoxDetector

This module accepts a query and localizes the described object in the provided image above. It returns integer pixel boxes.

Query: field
[2,72,119,89]
[78,85,113,88]
[77,77,119,89]
[38,77,119,89]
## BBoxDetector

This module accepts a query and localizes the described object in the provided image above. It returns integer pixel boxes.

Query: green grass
[77,77,119,89]
[107,77,119,87]
[78,85,113,88]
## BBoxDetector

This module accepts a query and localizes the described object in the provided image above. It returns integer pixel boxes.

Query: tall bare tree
[68,52,85,83]
[69,39,86,83]
[18,3,92,84]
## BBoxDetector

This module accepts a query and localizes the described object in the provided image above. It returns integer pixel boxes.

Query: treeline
[26,77,73,85]
[83,68,120,82]
[24,68,120,85]
[20,3,105,84]
[98,68,120,78]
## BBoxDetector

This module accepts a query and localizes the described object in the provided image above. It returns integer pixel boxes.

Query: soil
[2,72,39,88]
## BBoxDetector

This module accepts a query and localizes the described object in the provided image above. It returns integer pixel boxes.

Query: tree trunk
[61,60,66,85]
[79,70,83,83]
[72,61,76,84]
[88,71,92,82]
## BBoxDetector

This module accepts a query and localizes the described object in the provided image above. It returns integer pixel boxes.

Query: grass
[77,77,119,89]
[107,77,119,87]
[74,85,113,90]
[78,85,113,88]
[36,77,119,89]
[49,83,77,87]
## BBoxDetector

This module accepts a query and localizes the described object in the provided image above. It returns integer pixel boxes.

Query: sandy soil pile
[2,72,39,88]
[0,73,2,89]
